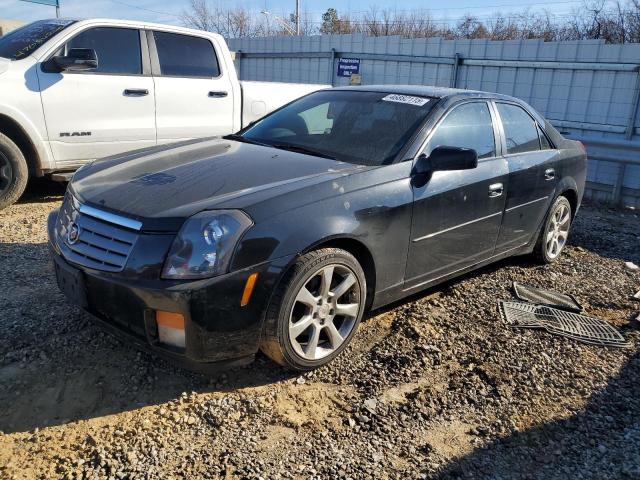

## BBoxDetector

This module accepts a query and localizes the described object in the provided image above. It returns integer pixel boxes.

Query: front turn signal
[156,311,186,349]
[241,273,258,307]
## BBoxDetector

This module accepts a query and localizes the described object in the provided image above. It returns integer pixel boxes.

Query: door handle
[544,168,556,180]
[488,183,504,198]
[124,89,149,97]
[209,91,228,98]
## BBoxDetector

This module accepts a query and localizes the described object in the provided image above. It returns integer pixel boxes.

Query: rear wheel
[0,133,28,210]
[534,195,572,263]
[260,248,366,371]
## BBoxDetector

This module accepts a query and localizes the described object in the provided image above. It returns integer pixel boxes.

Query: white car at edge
[0,18,327,208]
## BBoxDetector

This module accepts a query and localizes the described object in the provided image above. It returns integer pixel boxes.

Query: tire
[534,195,572,264]
[0,132,29,210]
[260,248,367,371]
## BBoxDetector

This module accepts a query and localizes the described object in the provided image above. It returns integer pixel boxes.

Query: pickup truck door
[492,101,560,254]
[149,30,236,143]
[404,101,508,290]
[37,26,156,165]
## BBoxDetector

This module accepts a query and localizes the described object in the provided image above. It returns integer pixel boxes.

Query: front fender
[231,165,415,296]
[0,59,55,174]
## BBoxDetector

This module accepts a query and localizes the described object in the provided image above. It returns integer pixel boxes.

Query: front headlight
[161,210,253,280]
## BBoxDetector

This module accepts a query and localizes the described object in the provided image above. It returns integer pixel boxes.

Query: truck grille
[57,195,139,272]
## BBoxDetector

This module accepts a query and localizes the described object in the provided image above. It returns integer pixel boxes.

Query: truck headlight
[162,210,252,280]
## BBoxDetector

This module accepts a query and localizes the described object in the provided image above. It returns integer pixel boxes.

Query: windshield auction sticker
[382,94,430,106]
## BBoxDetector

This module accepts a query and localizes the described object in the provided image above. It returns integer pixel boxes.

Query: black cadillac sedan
[48,86,587,372]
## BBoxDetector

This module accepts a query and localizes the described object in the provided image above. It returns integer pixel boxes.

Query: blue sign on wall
[337,58,360,77]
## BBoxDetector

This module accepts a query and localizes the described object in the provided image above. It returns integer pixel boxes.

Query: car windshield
[0,19,76,61]
[240,90,435,166]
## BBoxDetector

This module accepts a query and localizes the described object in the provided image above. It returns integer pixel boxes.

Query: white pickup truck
[0,18,326,208]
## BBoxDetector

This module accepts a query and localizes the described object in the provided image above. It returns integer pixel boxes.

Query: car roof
[331,84,545,123]
[39,18,226,39]
[333,84,519,102]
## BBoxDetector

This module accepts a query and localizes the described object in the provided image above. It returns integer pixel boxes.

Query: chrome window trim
[79,204,143,231]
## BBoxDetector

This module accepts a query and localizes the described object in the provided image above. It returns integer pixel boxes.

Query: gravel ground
[1,180,639,480]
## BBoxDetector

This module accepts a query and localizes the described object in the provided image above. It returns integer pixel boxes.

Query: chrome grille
[57,195,138,272]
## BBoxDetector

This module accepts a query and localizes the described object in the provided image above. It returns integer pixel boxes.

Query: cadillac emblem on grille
[67,223,80,245]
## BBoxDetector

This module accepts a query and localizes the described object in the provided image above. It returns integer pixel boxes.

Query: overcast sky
[0,0,585,28]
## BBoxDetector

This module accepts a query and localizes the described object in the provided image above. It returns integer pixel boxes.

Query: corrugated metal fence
[228,34,640,207]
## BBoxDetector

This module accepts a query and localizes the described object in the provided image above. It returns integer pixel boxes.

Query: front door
[405,101,508,289]
[38,26,156,165]
[493,102,560,253]
[149,30,236,144]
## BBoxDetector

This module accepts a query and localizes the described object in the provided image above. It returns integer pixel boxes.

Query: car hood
[71,138,366,231]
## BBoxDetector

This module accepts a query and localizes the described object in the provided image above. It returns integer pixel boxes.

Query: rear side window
[428,102,496,159]
[153,31,220,78]
[497,103,541,154]
[67,27,142,75]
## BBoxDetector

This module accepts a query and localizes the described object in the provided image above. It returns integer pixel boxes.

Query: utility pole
[295,0,300,35]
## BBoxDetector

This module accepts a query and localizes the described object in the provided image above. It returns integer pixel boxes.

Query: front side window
[0,19,76,60]
[427,102,496,159]
[497,103,541,155]
[153,31,220,78]
[242,90,435,166]
[67,27,141,75]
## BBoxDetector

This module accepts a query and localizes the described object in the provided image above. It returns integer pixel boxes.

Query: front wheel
[260,248,366,371]
[534,195,572,263]
[0,132,29,210]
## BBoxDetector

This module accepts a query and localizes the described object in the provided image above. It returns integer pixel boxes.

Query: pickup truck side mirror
[51,48,98,72]
[413,146,478,175]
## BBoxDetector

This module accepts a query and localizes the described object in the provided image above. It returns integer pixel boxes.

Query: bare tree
[181,0,267,38]
[181,0,640,43]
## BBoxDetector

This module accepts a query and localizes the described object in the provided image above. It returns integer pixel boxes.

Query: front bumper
[47,209,293,372]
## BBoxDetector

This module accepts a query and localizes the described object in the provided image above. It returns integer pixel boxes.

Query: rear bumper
[47,209,293,372]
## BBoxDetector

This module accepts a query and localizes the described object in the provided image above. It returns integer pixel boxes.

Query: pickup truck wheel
[0,133,28,210]
[261,248,366,371]
[534,195,572,264]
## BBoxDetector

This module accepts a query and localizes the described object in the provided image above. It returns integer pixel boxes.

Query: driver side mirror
[51,48,98,72]
[413,146,478,175]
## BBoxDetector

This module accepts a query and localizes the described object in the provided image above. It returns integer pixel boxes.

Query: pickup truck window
[0,19,76,60]
[153,31,220,78]
[242,90,434,166]
[67,27,142,75]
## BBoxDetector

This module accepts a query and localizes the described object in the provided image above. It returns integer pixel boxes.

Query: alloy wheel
[545,202,571,260]
[288,264,361,360]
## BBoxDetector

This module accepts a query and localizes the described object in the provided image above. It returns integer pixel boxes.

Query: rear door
[149,30,236,143]
[493,102,560,253]
[38,26,156,164]
[404,100,509,289]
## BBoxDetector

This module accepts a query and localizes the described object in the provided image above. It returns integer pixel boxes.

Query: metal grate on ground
[513,282,583,312]
[499,301,630,348]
